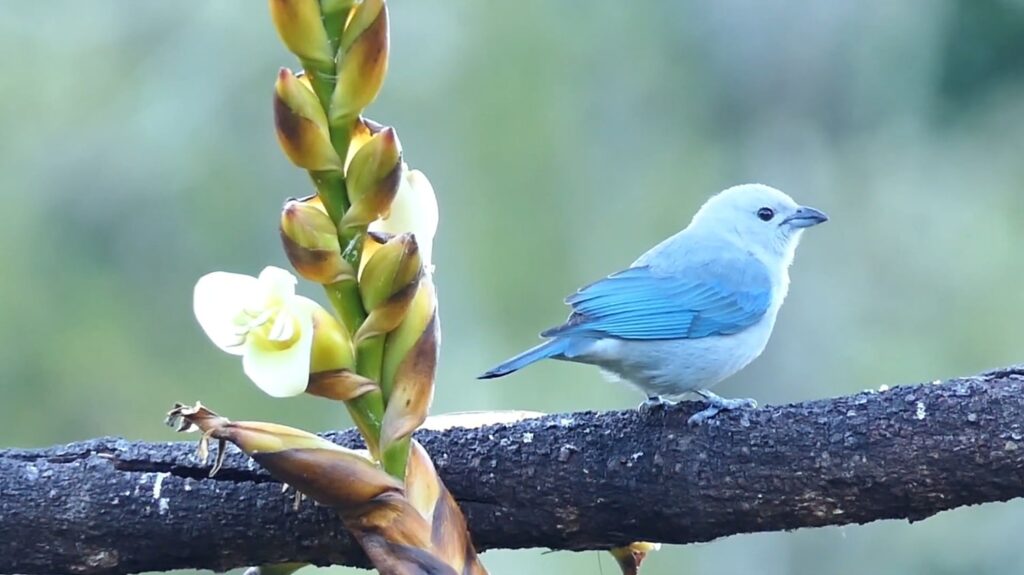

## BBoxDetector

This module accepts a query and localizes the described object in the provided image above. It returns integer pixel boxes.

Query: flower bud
[268,0,334,68]
[341,127,402,230]
[354,233,423,342]
[359,230,392,278]
[329,0,388,125]
[306,305,378,402]
[345,116,381,170]
[280,199,354,284]
[274,68,343,171]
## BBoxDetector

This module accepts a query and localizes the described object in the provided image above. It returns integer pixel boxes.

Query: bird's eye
[756,207,775,222]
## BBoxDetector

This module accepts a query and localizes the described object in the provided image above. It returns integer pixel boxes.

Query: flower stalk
[185,1,487,572]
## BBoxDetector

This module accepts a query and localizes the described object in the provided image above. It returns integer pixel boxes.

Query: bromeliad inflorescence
[171,1,486,574]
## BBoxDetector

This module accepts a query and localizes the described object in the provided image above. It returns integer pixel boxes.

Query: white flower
[193,266,319,397]
[369,167,438,269]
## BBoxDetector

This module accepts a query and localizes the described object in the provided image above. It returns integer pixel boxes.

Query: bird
[479,184,828,424]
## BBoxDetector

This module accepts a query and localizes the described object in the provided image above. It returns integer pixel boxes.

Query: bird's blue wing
[542,256,772,340]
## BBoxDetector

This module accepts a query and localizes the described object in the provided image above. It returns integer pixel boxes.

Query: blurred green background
[2,1,1024,573]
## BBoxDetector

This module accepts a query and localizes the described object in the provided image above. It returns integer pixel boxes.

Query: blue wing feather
[542,256,772,340]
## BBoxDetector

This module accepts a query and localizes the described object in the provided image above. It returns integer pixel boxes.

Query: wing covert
[542,257,772,340]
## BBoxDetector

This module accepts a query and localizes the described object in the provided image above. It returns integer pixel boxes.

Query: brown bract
[167,402,488,575]
[307,369,378,401]
[381,310,438,455]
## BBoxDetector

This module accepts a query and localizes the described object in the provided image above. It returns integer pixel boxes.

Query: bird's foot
[688,391,757,426]
[638,395,675,414]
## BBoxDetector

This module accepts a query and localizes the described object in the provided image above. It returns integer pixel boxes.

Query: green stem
[309,170,348,224]
[323,222,369,335]
[297,34,393,467]
[356,335,385,382]
[382,437,410,480]
[298,58,335,111]
[345,391,384,457]
[359,334,401,479]
[311,174,385,455]
[324,279,364,334]
[329,116,356,172]
[262,18,393,470]
[351,294,409,479]
[311,172,366,339]
[319,277,381,452]
[320,1,352,56]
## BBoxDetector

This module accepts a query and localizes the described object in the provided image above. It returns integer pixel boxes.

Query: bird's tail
[478,339,568,379]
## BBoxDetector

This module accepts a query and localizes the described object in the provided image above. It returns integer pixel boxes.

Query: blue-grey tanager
[480,184,828,424]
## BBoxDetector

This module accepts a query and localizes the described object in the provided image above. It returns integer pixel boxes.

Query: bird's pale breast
[590,310,778,398]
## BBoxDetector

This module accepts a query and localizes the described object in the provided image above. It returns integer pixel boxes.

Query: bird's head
[689,183,828,260]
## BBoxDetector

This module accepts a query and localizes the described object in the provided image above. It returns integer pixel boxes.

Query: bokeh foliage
[1,1,1023,574]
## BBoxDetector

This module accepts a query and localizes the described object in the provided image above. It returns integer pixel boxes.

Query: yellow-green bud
[268,0,334,68]
[280,199,353,284]
[359,230,392,278]
[344,116,377,169]
[274,68,343,171]
[359,233,422,310]
[341,127,402,230]
[306,305,378,401]
[329,0,388,125]
[338,0,383,53]
[354,233,423,342]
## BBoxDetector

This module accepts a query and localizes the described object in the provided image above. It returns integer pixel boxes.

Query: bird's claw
[637,395,674,414]
[687,396,757,426]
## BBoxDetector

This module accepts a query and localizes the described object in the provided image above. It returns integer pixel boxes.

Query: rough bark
[2,366,1023,574]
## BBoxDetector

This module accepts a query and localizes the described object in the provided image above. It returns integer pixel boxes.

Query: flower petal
[242,304,315,398]
[194,272,260,355]
[253,266,298,308]
[291,294,326,316]
[369,168,438,268]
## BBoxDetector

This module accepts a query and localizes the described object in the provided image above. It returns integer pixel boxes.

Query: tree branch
[3,366,1024,574]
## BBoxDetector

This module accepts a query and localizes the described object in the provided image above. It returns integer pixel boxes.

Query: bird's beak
[781,206,829,228]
